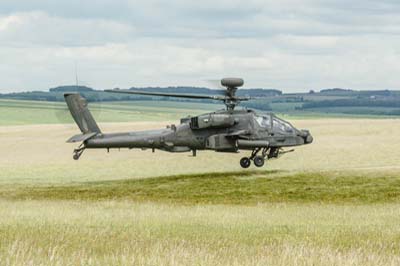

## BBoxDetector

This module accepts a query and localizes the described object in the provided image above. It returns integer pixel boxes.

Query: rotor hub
[220,78,245,110]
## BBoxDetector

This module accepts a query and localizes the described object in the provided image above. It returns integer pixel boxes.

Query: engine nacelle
[190,113,235,130]
[206,134,236,151]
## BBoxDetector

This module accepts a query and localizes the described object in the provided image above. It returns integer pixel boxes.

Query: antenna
[75,61,79,87]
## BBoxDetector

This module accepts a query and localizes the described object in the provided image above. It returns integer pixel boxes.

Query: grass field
[1,201,399,265]
[1,99,400,265]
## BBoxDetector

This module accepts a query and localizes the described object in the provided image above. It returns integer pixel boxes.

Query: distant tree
[49,86,94,92]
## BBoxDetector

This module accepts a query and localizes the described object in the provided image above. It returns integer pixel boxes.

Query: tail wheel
[73,144,85,161]
[240,157,251,168]
[253,156,265,167]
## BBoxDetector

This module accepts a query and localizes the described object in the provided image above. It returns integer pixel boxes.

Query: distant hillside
[1,85,400,115]
[49,85,94,92]
[319,88,354,95]
[319,88,400,97]
[0,86,102,102]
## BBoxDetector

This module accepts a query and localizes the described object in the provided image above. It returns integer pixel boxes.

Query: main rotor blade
[204,79,226,92]
[105,89,225,100]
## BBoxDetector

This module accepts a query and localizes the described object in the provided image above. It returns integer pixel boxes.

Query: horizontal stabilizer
[67,132,97,143]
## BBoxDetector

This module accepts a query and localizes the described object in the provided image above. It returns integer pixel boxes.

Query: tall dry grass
[0,201,399,266]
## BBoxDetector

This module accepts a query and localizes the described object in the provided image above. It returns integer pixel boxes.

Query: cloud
[0,1,400,92]
[0,11,135,46]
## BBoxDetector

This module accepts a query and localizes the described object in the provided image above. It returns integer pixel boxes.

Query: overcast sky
[1,0,400,92]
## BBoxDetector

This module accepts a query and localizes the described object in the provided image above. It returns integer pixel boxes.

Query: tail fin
[64,93,101,134]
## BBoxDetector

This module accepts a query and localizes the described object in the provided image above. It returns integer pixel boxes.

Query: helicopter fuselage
[84,109,313,154]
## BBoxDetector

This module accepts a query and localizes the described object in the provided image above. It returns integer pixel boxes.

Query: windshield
[272,117,294,133]
[255,114,272,128]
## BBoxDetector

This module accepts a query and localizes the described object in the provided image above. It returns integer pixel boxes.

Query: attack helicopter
[65,78,313,168]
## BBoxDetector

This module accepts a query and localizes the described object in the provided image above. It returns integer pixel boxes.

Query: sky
[0,0,400,93]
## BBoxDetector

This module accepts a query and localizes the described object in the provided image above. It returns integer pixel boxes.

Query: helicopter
[65,78,313,168]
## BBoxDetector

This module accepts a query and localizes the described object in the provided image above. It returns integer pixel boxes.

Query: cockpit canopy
[254,113,295,133]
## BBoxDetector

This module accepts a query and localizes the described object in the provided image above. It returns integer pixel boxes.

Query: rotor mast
[220,78,244,111]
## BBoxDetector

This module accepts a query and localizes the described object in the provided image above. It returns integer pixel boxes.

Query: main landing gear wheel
[240,157,251,168]
[239,147,270,168]
[253,156,265,167]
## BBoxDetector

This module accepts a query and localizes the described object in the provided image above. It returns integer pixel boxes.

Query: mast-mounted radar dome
[221,78,244,88]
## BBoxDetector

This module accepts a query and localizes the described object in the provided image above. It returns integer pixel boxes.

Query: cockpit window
[273,117,294,133]
[255,115,271,128]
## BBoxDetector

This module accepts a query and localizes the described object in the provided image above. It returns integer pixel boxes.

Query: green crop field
[1,99,400,265]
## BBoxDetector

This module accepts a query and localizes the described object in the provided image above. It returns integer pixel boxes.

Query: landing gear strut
[239,147,270,168]
[73,144,86,160]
